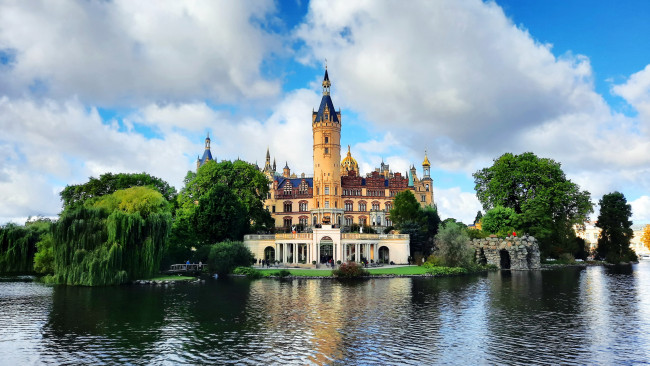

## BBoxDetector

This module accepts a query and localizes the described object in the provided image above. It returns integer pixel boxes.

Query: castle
[198,69,434,232]
[198,69,434,264]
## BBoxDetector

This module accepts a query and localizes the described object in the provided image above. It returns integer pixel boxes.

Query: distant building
[574,221,650,256]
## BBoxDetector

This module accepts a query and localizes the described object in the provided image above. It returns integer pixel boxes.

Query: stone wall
[471,235,541,270]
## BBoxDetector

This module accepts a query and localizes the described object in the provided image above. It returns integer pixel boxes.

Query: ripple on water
[2,264,650,364]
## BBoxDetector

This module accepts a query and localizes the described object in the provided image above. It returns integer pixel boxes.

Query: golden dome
[341,145,359,174]
[422,151,431,167]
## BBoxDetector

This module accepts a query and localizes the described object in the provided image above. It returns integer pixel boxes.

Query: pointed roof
[422,151,431,167]
[323,68,330,83]
[314,95,339,123]
[284,161,290,169]
[266,147,270,161]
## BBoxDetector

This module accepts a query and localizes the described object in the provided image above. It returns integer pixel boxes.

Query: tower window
[325,136,329,143]
[325,147,329,154]
[325,187,330,195]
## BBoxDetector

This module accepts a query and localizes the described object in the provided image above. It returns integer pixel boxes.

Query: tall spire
[266,146,270,162]
[322,67,331,96]
[205,132,211,150]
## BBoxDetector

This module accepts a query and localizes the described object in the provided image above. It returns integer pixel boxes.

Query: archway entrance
[320,236,333,264]
[264,246,275,261]
[379,246,390,264]
[500,249,511,269]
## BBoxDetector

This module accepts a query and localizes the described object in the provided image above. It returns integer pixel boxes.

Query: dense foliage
[207,241,254,276]
[51,187,172,285]
[332,261,369,279]
[171,161,273,260]
[596,192,636,263]
[473,152,593,257]
[0,219,51,273]
[60,172,177,212]
[390,190,422,226]
[233,266,262,279]
[433,222,474,268]
[422,265,468,276]
[481,206,520,236]
[389,191,440,257]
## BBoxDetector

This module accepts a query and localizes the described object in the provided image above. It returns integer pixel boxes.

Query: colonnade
[272,242,384,264]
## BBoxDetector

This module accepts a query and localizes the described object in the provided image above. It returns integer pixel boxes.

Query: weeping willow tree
[0,219,51,273]
[51,187,172,286]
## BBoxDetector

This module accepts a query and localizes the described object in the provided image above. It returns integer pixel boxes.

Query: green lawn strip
[258,269,333,277]
[146,275,196,281]
[367,266,428,275]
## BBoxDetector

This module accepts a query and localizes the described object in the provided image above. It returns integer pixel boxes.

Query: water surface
[1,263,650,365]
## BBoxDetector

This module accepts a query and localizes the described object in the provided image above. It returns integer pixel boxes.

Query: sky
[1,0,649,226]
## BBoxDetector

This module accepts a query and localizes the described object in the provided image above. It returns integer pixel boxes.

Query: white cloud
[294,0,650,223]
[612,64,650,130]
[433,186,483,225]
[631,196,650,225]
[0,97,198,219]
[0,0,281,105]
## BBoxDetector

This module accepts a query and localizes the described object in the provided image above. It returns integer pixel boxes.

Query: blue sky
[1,0,649,226]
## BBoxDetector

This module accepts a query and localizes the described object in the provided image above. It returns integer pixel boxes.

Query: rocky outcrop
[471,235,541,270]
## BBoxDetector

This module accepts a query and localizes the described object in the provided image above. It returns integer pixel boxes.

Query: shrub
[332,261,369,279]
[557,253,576,264]
[207,241,254,276]
[425,266,468,276]
[466,228,490,239]
[277,269,291,278]
[232,266,262,279]
[423,254,444,268]
[434,222,474,268]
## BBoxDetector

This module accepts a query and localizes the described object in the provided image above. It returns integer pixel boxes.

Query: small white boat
[640,254,650,260]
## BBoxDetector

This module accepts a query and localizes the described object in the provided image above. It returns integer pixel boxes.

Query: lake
[1,262,650,365]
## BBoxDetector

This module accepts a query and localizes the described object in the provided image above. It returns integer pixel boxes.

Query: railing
[243,233,409,241]
[168,263,206,272]
[244,234,275,240]
[275,233,313,239]
[342,233,409,240]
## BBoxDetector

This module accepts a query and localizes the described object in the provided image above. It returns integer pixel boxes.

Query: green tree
[481,206,520,235]
[194,184,248,244]
[207,241,254,276]
[33,233,54,274]
[178,160,273,232]
[421,206,441,254]
[51,186,172,286]
[389,190,422,227]
[596,192,636,263]
[60,172,177,212]
[433,222,474,268]
[0,219,51,273]
[473,152,593,256]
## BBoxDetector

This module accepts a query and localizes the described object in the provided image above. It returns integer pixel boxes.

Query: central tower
[311,68,344,226]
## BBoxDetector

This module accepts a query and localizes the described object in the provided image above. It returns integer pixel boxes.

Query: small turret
[283,162,291,178]
[422,150,431,178]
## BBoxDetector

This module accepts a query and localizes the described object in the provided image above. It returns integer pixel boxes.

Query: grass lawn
[147,275,196,281]
[367,266,428,275]
[258,269,333,277]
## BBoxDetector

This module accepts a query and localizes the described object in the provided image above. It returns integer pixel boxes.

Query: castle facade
[199,69,434,265]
